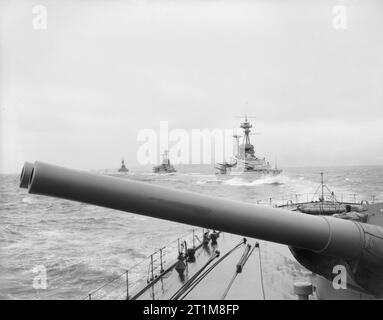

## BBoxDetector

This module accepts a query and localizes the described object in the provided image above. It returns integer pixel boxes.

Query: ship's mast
[162,150,170,165]
[320,172,324,202]
[239,116,255,159]
[240,116,252,146]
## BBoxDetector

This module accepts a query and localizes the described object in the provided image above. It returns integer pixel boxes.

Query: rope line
[171,240,245,300]
[220,244,255,300]
[169,253,219,300]
[220,273,238,301]
[257,245,266,300]
[180,241,245,300]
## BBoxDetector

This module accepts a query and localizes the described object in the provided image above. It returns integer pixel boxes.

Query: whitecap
[21,197,34,204]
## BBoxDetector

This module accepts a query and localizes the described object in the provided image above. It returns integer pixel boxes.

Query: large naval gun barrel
[20,161,383,296]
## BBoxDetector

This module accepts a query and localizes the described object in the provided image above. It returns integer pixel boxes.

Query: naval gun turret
[20,161,383,298]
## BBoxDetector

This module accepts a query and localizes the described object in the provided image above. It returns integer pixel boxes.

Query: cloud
[1,0,383,172]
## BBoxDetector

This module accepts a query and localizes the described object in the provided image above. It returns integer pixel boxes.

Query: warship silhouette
[215,117,281,177]
[153,150,176,174]
[19,162,383,300]
[118,160,129,173]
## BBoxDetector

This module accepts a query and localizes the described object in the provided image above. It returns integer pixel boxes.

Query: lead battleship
[215,117,281,177]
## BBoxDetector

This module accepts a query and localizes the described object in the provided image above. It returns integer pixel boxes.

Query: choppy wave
[21,197,35,204]
[220,174,320,194]
[195,175,221,185]
[345,177,362,183]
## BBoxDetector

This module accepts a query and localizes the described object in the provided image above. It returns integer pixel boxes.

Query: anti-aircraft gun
[19,161,383,299]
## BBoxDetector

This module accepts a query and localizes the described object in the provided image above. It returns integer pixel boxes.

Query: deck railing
[84,228,204,300]
[254,193,381,208]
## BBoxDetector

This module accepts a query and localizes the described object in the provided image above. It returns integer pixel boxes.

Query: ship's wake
[222,175,291,187]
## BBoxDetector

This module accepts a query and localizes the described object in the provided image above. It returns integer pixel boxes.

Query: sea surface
[1,165,383,299]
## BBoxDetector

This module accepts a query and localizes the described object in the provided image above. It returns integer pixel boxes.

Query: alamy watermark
[137,121,238,165]
[32,265,48,290]
[332,264,347,290]
[332,5,348,30]
[32,5,47,30]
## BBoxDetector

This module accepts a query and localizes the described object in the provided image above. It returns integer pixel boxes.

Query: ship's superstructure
[215,117,281,176]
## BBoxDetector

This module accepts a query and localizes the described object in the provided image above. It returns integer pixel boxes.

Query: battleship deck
[83,202,383,300]
[135,233,268,300]
[84,231,311,300]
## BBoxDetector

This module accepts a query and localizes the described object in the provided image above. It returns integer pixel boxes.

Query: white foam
[222,174,291,187]
[21,197,34,204]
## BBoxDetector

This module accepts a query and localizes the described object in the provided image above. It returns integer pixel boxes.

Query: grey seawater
[1,165,383,299]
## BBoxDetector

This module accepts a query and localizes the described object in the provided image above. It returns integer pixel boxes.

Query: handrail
[84,228,203,300]
[255,193,380,208]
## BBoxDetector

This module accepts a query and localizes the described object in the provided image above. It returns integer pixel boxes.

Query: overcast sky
[1,0,383,173]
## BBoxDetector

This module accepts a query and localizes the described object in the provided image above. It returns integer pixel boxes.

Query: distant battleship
[215,117,281,177]
[118,160,129,173]
[153,150,176,173]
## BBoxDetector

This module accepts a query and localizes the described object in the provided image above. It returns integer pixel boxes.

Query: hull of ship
[216,168,282,180]
[215,155,281,179]
[153,169,176,174]
[153,165,176,174]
